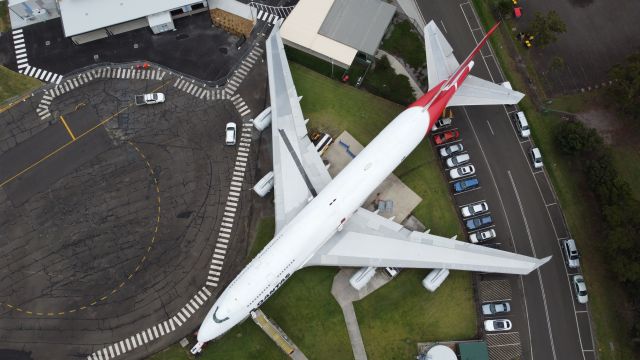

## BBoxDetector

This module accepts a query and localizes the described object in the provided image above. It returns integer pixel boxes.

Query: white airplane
[191,21,550,354]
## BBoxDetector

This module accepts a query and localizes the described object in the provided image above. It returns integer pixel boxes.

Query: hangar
[281,0,395,69]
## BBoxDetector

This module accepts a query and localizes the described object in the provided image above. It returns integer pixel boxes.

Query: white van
[422,268,449,292]
[349,267,376,290]
[513,111,530,138]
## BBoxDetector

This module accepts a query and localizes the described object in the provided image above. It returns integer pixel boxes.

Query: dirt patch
[575,108,621,144]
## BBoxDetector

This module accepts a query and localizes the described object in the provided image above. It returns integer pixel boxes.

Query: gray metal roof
[318,0,395,55]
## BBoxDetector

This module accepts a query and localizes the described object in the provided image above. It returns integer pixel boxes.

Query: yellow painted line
[0,93,31,113]
[0,105,131,189]
[59,116,76,140]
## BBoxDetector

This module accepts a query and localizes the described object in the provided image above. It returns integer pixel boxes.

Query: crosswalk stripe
[17,58,28,64]
[17,63,28,70]
[15,43,25,49]
[13,33,24,39]
[39,71,49,80]
[55,75,63,84]
[34,68,42,78]
[12,29,23,35]
[15,48,26,54]
[44,72,53,81]
[14,38,24,44]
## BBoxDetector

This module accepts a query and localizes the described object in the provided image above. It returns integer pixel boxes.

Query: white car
[461,202,489,218]
[530,147,543,168]
[225,122,237,145]
[449,165,475,179]
[482,301,511,315]
[469,229,496,244]
[572,275,588,304]
[446,154,470,168]
[484,319,512,332]
[439,143,464,158]
[431,117,452,132]
[562,239,580,268]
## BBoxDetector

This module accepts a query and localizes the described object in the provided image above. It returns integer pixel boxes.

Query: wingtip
[540,255,552,265]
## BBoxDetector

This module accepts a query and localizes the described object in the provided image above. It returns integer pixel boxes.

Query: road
[412,1,597,359]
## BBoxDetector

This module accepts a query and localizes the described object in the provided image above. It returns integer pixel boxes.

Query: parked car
[449,165,475,179]
[466,215,493,230]
[433,130,460,145]
[225,122,237,145]
[562,239,580,268]
[572,275,588,304]
[513,111,531,138]
[134,92,165,105]
[446,154,470,168]
[469,229,496,243]
[453,177,479,193]
[484,319,512,332]
[530,147,543,168]
[482,301,511,315]
[431,117,453,132]
[440,143,464,158]
[461,202,488,218]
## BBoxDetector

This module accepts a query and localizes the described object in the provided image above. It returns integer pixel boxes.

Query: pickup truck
[135,93,165,105]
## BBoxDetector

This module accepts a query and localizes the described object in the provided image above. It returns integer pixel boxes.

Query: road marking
[507,170,558,360]
[440,19,448,33]
[59,115,76,140]
[486,120,494,135]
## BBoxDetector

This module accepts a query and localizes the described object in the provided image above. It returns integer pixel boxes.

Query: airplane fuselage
[196,80,460,343]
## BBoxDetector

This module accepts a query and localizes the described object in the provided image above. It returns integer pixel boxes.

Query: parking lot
[0,56,266,359]
[417,2,598,359]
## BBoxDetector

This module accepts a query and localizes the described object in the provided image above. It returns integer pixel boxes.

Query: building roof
[319,0,395,55]
[58,0,196,36]
[280,0,358,68]
[458,341,489,360]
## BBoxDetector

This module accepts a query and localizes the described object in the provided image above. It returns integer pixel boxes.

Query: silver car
[446,154,470,168]
[563,239,580,268]
[449,165,476,179]
[439,143,464,158]
[484,319,512,332]
[482,301,511,315]
[573,275,588,304]
[461,202,489,218]
[469,229,496,244]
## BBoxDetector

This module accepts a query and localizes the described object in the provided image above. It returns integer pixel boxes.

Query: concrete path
[376,49,425,98]
[331,268,396,360]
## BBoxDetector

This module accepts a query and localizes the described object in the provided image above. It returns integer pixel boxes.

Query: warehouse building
[280,0,395,69]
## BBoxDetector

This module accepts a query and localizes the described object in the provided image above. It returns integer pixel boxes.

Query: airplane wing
[305,207,550,275]
[424,21,524,106]
[266,29,333,233]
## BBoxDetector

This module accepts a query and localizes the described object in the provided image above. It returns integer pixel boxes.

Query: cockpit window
[212,306,230,323]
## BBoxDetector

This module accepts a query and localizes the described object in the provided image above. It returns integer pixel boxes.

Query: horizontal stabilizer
[448,75,524,106]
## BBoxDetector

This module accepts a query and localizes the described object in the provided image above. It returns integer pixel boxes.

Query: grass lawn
[0,65,41,104]
[381,19,426,70]
[473,1,638,358]
[362,56,416,106]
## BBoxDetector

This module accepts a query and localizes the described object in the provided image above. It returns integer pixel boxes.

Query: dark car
[466,215,493,230]
[433,130,460,145]
[453,177,479,193]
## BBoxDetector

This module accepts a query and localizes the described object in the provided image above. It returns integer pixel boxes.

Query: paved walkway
[376,49,424,98]
[331,268,395,360]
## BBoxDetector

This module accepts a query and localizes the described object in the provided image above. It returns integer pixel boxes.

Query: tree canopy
[528,10,567,47]
[608,52,640,120]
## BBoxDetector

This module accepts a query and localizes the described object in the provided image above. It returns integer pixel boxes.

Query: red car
[433,130,460,145]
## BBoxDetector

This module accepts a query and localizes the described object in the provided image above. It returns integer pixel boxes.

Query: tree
[608,52,640,120]
[528,11,567,48]
[492,0,512,18]
[556,119,602,155]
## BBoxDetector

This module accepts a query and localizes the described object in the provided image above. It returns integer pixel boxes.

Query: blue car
[466,215,493,230]
[453,177,479,193]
